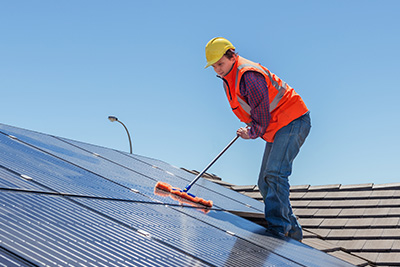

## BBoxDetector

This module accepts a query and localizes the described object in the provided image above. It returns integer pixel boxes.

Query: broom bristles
[155,181,213,207]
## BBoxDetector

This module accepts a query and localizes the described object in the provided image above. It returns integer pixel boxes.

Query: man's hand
[237,127,250,139]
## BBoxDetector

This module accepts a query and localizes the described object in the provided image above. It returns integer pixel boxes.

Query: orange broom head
[155,181,172,192]
[154,182,213,208]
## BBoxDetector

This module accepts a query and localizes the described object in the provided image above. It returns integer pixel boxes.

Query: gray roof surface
[194,170,400,267]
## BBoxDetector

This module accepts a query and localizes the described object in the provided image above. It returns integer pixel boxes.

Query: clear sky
[1,1,399,186]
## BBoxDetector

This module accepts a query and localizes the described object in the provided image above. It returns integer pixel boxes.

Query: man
[205,37,311,241]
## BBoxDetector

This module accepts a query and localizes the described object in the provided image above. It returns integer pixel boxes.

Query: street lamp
[108,116,133,154]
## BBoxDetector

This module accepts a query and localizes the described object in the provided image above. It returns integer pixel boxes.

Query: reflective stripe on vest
[236,63,287,112]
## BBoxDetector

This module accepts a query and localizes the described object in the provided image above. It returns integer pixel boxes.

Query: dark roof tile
[293,208,318,217]
[376,252,400,266]
[389,207,400,216]
[345,218,375,228]
[362,207,391,216]
[382,228,400,237]
[305,228,332,238]
[298,218,324,227]
[320,218,349,228]
[327,250,369,266]
[339,183,373,190]
[307,200,333,208]
[372,182,400,189]
[309,184,341,191]
[326,229,357,239]
[338,208,366,217]
[314,208,342,217]
[354,228,384,238]
[335,239,367,251]
[302,238,340,252]
[370,190,395,198]
[290,184,310,191]
[363,240,395,251]
[289,191,307,199]
[302,191,328,199]
[324,191,350,199]
[352,252,379,264]
[379,198,400,206]
[371,217,400,227]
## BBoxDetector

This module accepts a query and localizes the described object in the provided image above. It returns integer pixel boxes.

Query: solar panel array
[0,123,354,266]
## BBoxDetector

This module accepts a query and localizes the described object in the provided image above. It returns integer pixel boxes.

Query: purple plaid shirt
[239,71,271,139]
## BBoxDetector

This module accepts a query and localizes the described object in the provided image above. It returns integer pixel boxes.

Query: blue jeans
[258,112,311,240]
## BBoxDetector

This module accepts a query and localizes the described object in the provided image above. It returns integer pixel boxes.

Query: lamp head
[108,116,118,122]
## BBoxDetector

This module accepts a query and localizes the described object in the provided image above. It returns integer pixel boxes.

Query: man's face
[212,55,236,77]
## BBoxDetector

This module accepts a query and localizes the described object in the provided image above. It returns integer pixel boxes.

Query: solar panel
[0,124,264,212]
[0,123,355,266]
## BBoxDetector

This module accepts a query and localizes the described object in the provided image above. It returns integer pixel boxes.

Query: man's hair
[224,49,237,59]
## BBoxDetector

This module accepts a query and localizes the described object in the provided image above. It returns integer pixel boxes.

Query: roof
[190,170,400,267]
[0,123,355,267]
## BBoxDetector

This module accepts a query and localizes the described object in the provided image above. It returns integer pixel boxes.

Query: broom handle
[183,134,240,192]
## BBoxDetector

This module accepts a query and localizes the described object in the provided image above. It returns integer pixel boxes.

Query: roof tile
[320,218,349,228]
[302,191,328,199]
[305,228,331,238]
[291,200,311,208]
[352,252,379,264]
[302,238,340,252]
[326,228,357,238]
[370,190,395,198]
[376,252,400,265]
[354,228,384,238]
[324,191,350,199]
[382,228,400,237]
[307,200,333,208]
[389,207,400,216]
[362,207,391,217]
[372,217,400,227]
[363,240,395,251]
[345,217,375,227]
[289,191,307,199]
[314,208,342,217]
[339,183,373,190]
[350,199,380,207]
[335,239,367,251]
[327,250,369,266]
[379,198,400,206]
[230,185,257,191]
[292,208,318,217]
[338,208,366,217]
[329,199,356,208]
[298,218,324,227]
[372,182,400,189]
[392,240,400,250]
[308,184,341,191]
[290,184,310,191]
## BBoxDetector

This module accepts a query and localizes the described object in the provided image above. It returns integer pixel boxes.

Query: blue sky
[1,1,399,186]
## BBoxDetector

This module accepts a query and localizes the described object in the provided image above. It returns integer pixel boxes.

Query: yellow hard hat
[204,37,235,68]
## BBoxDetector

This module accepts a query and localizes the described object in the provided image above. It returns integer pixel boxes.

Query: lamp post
[108,116,132,154]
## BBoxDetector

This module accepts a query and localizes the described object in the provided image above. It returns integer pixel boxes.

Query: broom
[155,134,240,208]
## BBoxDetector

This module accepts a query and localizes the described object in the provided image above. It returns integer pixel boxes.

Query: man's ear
[229,52,237,63]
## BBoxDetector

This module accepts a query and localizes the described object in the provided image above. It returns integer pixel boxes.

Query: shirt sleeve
[239,71,271,139]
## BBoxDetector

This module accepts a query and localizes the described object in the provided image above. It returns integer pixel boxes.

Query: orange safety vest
[222,56,308,142]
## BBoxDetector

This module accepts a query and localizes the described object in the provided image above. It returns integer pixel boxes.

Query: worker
[205,37,311,241]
